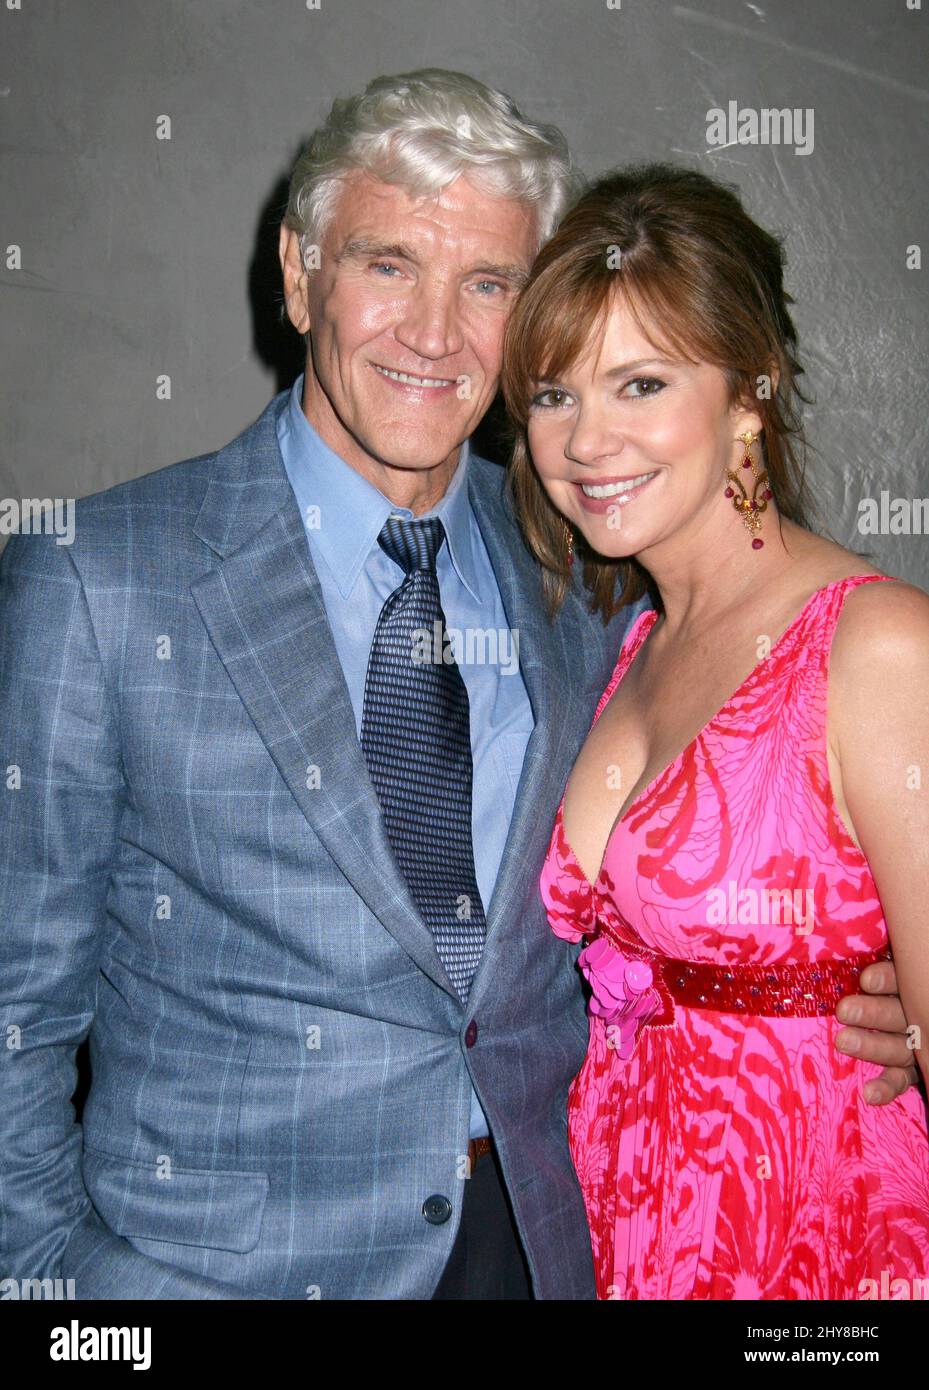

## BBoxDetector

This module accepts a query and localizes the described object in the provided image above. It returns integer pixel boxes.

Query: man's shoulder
[65,389,289,550]
[76,448,217,519]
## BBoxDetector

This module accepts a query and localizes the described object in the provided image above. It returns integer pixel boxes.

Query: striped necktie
[360,514,486,1000]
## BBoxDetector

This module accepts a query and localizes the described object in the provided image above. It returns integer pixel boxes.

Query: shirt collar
[277,373,484,603]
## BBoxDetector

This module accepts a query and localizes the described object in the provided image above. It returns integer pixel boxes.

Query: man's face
[280,171,537,493]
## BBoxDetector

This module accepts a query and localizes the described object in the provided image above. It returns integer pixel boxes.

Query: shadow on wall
[248,173,307,399]
[245,167,512,469]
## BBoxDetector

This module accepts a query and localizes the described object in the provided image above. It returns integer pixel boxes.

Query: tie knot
[377,514,445,576]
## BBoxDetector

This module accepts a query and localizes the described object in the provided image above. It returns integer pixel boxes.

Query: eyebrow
[336,237,530,288]
[600,356,680,378]
[532,356,680,384]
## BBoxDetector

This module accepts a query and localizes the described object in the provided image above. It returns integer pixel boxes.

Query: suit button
[422,1194,452,1225]
[464,1019,478,1048]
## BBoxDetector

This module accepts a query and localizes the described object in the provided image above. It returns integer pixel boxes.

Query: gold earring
[562,517,575,567]
[724,430,773,550]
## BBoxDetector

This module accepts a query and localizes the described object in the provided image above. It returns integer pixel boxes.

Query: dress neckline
[560,572,893,891]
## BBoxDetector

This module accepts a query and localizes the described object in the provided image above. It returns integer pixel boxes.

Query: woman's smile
[573,470,660,513]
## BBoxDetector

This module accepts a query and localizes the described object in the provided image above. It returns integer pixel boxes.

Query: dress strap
[590,607,658,731]
[778,574,897,726]
[798,573,895,654]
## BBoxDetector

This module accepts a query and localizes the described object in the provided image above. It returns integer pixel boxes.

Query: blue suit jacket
[0,389,645,1299]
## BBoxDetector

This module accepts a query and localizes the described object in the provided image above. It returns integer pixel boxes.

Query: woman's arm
[830,578,929,1096]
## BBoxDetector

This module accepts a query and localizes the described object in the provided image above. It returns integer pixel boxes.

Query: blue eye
[473,280,504,296]
[371,262,401,277]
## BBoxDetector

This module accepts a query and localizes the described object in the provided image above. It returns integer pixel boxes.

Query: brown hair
[501,162,820,624]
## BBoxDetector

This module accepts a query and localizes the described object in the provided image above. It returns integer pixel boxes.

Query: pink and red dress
[540,574,929,1299]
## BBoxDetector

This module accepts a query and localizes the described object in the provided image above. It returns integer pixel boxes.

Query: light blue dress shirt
[276,374,536,1140]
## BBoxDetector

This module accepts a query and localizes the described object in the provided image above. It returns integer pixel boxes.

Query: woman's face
[526,294,762,564]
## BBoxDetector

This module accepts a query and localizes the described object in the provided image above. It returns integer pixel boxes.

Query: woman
[500,164,929,1299]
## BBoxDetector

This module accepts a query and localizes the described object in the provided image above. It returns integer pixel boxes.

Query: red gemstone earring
[724,430,773,550]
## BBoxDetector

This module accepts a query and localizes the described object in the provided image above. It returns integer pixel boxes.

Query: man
[0,69,915,1300]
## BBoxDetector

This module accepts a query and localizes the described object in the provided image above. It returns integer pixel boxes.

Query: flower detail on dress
[577,935,662,1058]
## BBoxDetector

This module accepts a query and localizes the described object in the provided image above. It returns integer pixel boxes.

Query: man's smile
[371,362,458,391]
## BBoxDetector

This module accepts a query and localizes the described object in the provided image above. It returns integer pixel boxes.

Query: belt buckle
[467,1136,492,1169]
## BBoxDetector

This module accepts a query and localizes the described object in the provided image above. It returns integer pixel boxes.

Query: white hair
[281,68,585,266]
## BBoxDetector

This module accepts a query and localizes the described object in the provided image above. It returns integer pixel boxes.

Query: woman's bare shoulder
[776,523,928,670]
[830,571,929,679]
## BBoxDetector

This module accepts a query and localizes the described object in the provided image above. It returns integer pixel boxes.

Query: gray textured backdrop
[1,0,927,583]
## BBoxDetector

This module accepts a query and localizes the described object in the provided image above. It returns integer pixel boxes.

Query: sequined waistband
[593,917,891,1019]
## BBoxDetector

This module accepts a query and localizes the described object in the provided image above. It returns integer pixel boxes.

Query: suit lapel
[464,459,606,1011]
[191,392,457,997]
